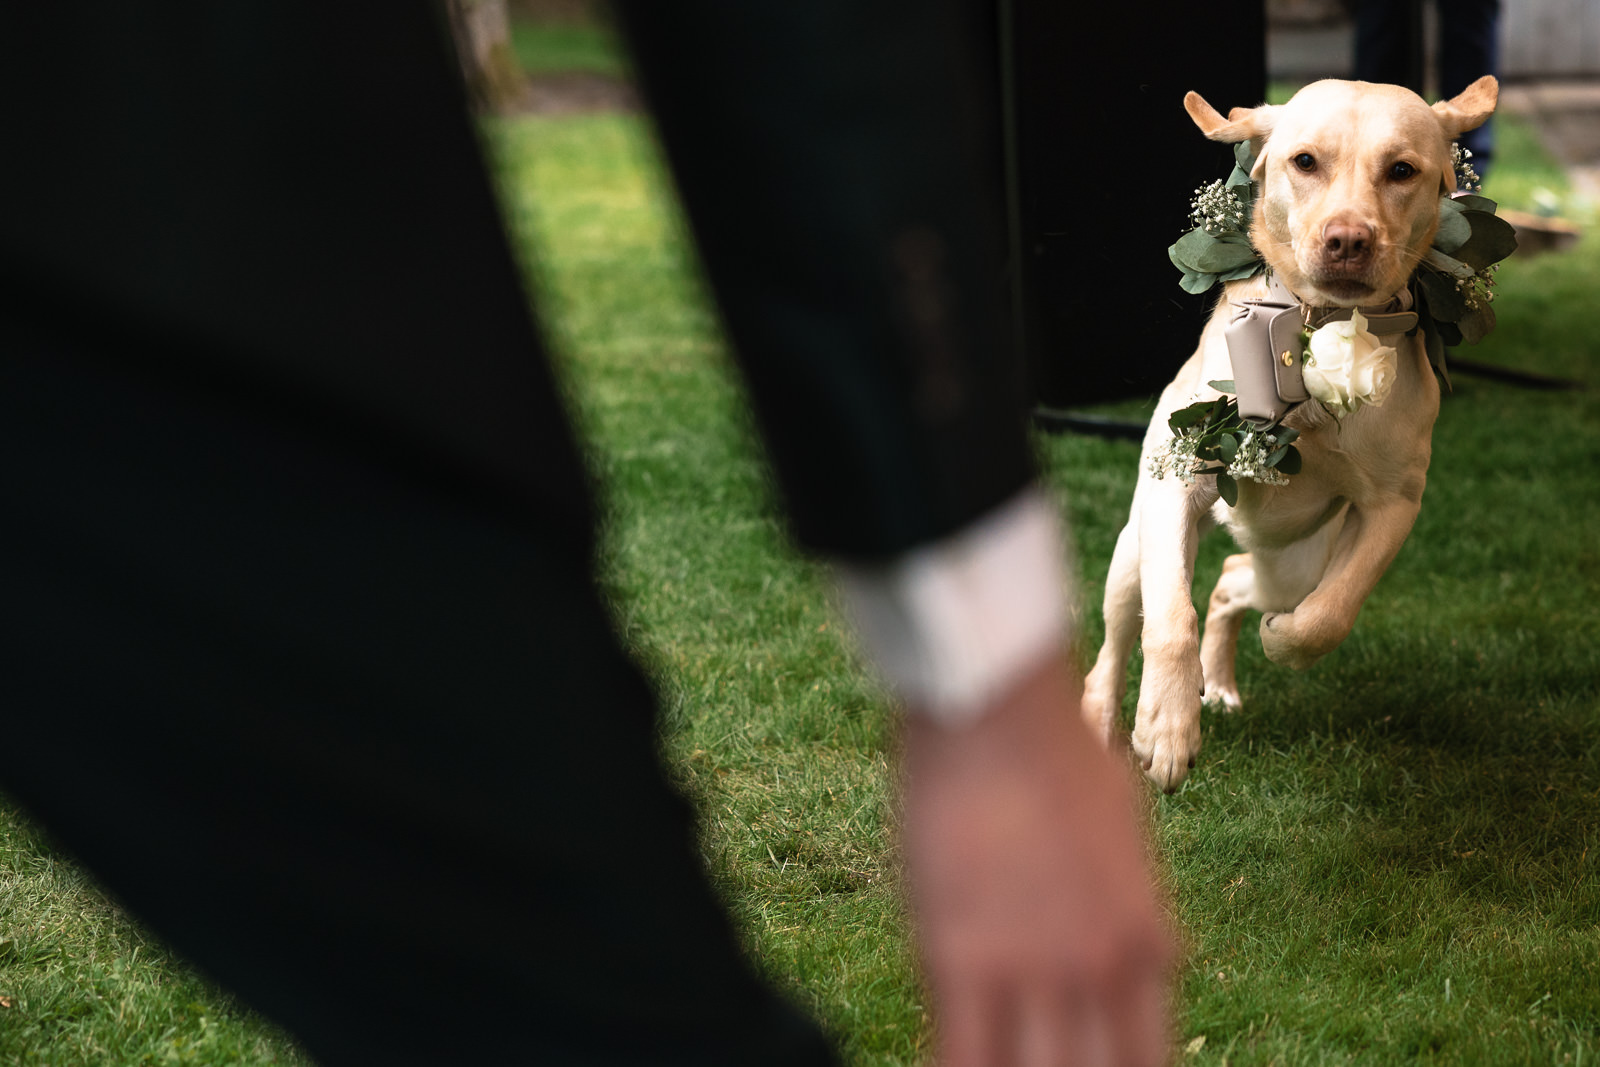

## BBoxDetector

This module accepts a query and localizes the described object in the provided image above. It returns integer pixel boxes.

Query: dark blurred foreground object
[0,3,834,1063]
[1003,0,1266,411]
[445,0,529,113]
[0,0,1057,1063]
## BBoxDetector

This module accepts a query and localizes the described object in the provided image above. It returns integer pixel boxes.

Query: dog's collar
[1226,274,1419,427]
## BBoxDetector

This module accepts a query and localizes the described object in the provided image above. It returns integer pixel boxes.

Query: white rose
[1303,307,1398,417]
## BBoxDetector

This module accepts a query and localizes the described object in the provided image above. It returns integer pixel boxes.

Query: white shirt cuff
[830,488,1073,728]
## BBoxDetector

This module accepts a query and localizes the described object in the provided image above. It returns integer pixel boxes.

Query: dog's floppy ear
[1432,75,1497,190]
[1185,92,1278,178]
[1432,75,1499,141]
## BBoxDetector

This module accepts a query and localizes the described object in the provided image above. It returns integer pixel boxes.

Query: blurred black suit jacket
[1,2,1033,563]
[0,2,1033,1063]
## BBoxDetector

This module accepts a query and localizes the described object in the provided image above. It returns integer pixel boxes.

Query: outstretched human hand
[902,653,1176,1066]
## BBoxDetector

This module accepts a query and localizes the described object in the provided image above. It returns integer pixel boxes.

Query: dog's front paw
[1130,662,1204,792]
[1260,611,1338,670]
[1130,712,1202,794]
[1080,664,1123,747]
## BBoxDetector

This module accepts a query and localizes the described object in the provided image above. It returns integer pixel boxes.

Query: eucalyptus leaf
[1204,242,1261,271]
[1220,262,1265,282]
[1411,293,1450,383]
[1208,379,1236,393]
[1452,211,1518,271]
[1233,140,1257,174]
[1170,235,1218,276]
[1219,433,1239,463]
[1216,472,1239,507]
[1171,245,1217,290]
[1418,270,1468,321]
[1423,323,1445,367]
[1449,193,1497,214]
[1172,229,1260,272]
[1273,426,1299,445]
[1171,229,1216,260]
[1277,445,1303,474]
[1423,247,1475,279]
[1168,402,1211,430]
[1456,305,1496,344]
[1433,207,1471,254]
[1434,317,1464,347]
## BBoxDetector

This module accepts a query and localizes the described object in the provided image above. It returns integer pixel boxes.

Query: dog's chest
[1219,330,1439,546]
[1219,412,1417,550]
[1216,462,1350,550]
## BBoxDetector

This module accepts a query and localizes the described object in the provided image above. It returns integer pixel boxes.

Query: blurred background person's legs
[1354,0,1501,180]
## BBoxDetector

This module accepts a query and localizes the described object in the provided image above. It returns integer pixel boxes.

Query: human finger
[931,968,1007,1067]
[1013,979,1104,1067]
[1093,933,1176,1067]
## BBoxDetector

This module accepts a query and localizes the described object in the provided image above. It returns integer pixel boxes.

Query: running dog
[1083,77,1500,791]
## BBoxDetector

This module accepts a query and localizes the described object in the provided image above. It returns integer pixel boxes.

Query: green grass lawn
[491,108,1600,1066]
[2,87,1597,1067]
[0,808,310,1065]
[508,9,628,77]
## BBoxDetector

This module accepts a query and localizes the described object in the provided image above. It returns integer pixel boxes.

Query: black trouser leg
[1,228,834,1067]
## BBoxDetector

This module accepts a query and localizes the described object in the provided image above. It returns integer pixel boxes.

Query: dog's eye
[1293,153,1317,173]
[1389,161,1418,181]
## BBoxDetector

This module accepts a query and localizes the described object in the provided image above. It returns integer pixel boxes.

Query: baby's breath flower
[1188,180,1248,237]
[1452,142,1482,194]
[1455,261,1499,309]
[1149,429,1202,485]
[1151,398,1299,498]
[1224,431,1289,487]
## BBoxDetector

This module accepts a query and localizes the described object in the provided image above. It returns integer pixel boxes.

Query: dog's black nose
[1323,222,1373,264]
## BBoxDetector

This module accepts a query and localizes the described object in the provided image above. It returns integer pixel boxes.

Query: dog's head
[1184,77,1498,307]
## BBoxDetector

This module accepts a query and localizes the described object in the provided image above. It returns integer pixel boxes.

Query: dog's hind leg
[1082,512,1142,746]
[1200,553,1254,711]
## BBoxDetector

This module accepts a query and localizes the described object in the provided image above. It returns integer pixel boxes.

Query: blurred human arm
[610,3,1176,1060]
[835,489,1175,1065]
[901,652,1174,1067]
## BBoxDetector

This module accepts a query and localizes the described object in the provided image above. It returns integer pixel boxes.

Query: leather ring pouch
[1226,303,1305,426]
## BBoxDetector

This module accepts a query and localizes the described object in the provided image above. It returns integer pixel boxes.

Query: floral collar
[1152,142,1517,506]
[1169,141,1516,381]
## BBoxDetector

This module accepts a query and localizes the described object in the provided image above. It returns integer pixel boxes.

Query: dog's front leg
[1259,495,1422,670]
[1130,479,1212,791]
[1082,511,1143,746]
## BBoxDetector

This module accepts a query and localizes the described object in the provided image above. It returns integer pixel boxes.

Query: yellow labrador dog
[1083,77,1499,791]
